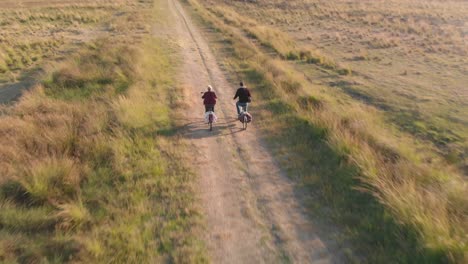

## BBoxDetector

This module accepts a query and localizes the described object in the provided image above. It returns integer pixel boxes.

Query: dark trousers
[205,104,215,112]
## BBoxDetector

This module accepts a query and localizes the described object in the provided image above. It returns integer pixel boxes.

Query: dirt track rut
[158,0,343,263]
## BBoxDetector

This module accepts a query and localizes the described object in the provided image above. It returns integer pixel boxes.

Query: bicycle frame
[208,112,214,131]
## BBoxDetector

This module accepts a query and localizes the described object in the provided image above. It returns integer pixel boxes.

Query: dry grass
[0,0,133,83]
[186,0,467,262]
[207,5,350,74]
[212,0,468,174]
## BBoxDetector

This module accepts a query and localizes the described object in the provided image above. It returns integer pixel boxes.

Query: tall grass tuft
[18,158,80,204]
[56,200,91,230]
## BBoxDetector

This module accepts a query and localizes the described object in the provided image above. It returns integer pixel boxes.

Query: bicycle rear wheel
[209,114,213,131]
[243,115,247,130]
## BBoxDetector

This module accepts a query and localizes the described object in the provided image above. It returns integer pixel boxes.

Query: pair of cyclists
[201,81,251,116]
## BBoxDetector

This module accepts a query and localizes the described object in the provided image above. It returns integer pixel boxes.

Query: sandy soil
[157,0,344,263]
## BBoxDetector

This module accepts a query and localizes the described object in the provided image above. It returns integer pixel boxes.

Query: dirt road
[158,0,343,263]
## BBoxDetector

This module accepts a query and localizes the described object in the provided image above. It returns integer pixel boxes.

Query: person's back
[202,85,217,112]
[234,87,251,103]
[202,91,217,105]
[233,81,251,115]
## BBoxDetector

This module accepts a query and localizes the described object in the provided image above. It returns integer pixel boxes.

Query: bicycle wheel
[209,114,213,131]
[243,115,247,130]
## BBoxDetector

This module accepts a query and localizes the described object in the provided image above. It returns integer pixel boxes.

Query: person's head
[240,81,245,87]
[207,85,213,91]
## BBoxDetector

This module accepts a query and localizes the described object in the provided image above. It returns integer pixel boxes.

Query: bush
[285,51,300,60]
[306,56,321,64]
[337,67,352,75]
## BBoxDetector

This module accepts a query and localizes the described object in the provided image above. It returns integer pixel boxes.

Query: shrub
[285,51,300,60]
[337,67,352,75]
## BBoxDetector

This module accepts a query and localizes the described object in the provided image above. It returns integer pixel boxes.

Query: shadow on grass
[331,81,464,168]
[0,68,39,104]
[244,67,449,263]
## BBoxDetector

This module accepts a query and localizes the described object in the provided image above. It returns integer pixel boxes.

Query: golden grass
[0,1,124,83]
[214,0,468,173]
[207,5,350,74]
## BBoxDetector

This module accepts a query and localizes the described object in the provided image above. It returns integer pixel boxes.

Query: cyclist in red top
[202,85,217,112]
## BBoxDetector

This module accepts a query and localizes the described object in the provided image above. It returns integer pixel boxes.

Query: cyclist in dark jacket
[233,81,251,115]
[202,85,217,112]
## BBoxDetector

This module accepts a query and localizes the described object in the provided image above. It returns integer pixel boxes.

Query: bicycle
[204,105,215,131]
[207,110,214,131]
[201,90,217,132]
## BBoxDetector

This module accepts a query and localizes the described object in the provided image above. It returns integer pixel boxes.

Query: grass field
[0,0,206,262]
[205,0,468,174]
[184,0,467,262]
[0,0,142,83]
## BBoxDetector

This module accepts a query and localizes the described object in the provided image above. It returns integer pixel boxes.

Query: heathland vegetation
[183,0,467,262]
[0,0,205,262]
